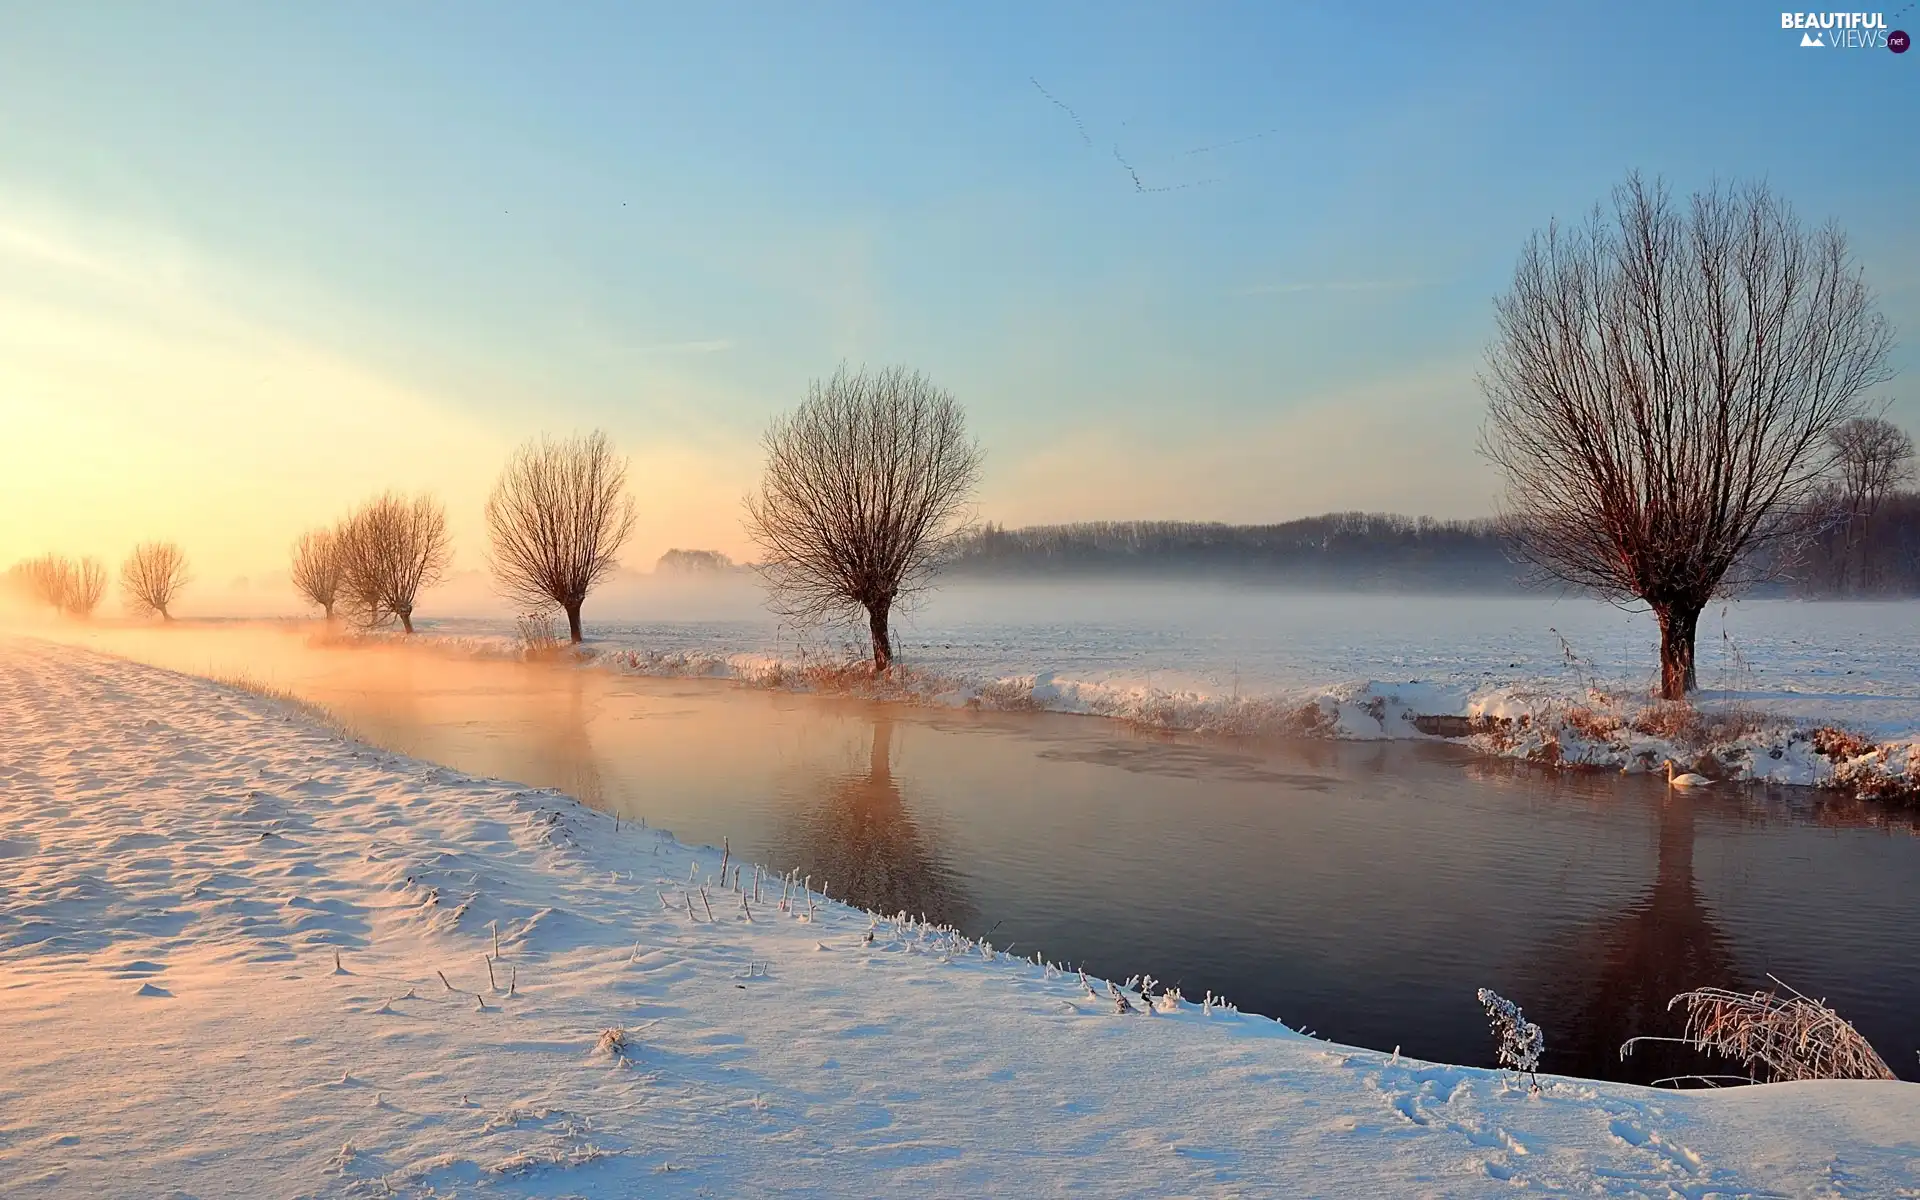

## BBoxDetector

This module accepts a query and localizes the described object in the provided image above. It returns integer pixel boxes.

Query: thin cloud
[627,338,734,355]
[1238,280,1426,296]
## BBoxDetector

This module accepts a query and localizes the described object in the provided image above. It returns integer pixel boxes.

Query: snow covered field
[3,637,1917,1198]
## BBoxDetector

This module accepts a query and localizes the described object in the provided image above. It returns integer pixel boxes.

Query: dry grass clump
[1469,713,1528,753]
[1562,705,1625,742]
[1806,728,1920,806]
[1831,757,1920,806]
[1628,700,1766,753]
[207,671,351,736]
[1193,696,1302,738]
[1622,976,1895,1084]
[1287,701,1336,739]
[593,1027,629,1058]
[1811,725,1876,762]
[796,659,888,692]
[975,677,1042,712]
[209,671,300,705]
[514,611,565,659]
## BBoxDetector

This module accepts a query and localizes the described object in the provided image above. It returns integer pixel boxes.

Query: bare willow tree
[335,492,452,634]
[16,554,100,615]
[290,527,344,620]
[66,557,106,617]
[121,542,191,621]
[1827,417,1914,592]
[485,431,636,643]
[745,364,983,670]
[1482,175,1894,700]
[21,554,72,613]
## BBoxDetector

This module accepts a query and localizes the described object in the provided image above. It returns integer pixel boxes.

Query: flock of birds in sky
[1029,77,1277,194]
[491,78,1274,216]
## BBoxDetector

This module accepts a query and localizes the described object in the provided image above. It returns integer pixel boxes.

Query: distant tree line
[1786,418,1917,596]
[655,548,737,574]
[3,544,190,620]
[1786,495,1920,597]
[944,514,1523,590]
[940,505,1920,598]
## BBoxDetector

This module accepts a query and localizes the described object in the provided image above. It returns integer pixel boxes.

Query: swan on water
[1664,760,1711,788]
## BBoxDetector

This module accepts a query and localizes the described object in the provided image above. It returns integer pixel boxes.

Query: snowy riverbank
[394,591,1920,802]
[2,637,1916,1197]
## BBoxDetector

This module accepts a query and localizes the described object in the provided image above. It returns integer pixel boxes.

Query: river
[27,618,1919,1086]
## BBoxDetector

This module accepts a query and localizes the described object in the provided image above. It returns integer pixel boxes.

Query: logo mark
[1891,28,1912,50]
[1801,30,1826,44]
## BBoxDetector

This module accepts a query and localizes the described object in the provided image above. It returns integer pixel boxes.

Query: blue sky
[1,1,1914,571]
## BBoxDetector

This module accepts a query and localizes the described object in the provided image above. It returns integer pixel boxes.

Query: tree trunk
[565,602,583,643]
[322,602,335,621]
[867,600,893,671]
[399,610,414,635]
[1654,603,1701,701]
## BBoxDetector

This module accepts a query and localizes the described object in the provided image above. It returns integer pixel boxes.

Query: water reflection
[771,717,975,929]
[519,671,607,809]
[1528,796,1741,1083]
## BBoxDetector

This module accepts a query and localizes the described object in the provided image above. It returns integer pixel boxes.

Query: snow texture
[1,636,1916,1197]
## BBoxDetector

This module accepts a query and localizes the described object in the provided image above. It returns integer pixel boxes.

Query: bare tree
[1482,175,1894,699]
[485,431,636,643]
[20,554,72,613]
[1827,417,1914,592]
[121,542,191,620]
[0,561,30,606]
[744,364,982,670]
[290,527,344,620]
[335,492,452,634]
[67,557,106,616]
[12,554,97,615]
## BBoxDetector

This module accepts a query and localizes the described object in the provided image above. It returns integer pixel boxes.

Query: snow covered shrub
[1477,988,1545,1091]
[1828,749,1920,806]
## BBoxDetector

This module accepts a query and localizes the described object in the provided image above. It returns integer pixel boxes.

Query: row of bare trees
[9,176,1895,698]
[8,554,108,617]
[290,493,452,633]
[274,379,979,668]
[288,433,634,640]
[4,544,192,621]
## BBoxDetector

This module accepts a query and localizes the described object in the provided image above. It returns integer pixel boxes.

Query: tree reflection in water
[1527,793,1744,1085]
[771,716,974,930]
[521,670,606,809]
